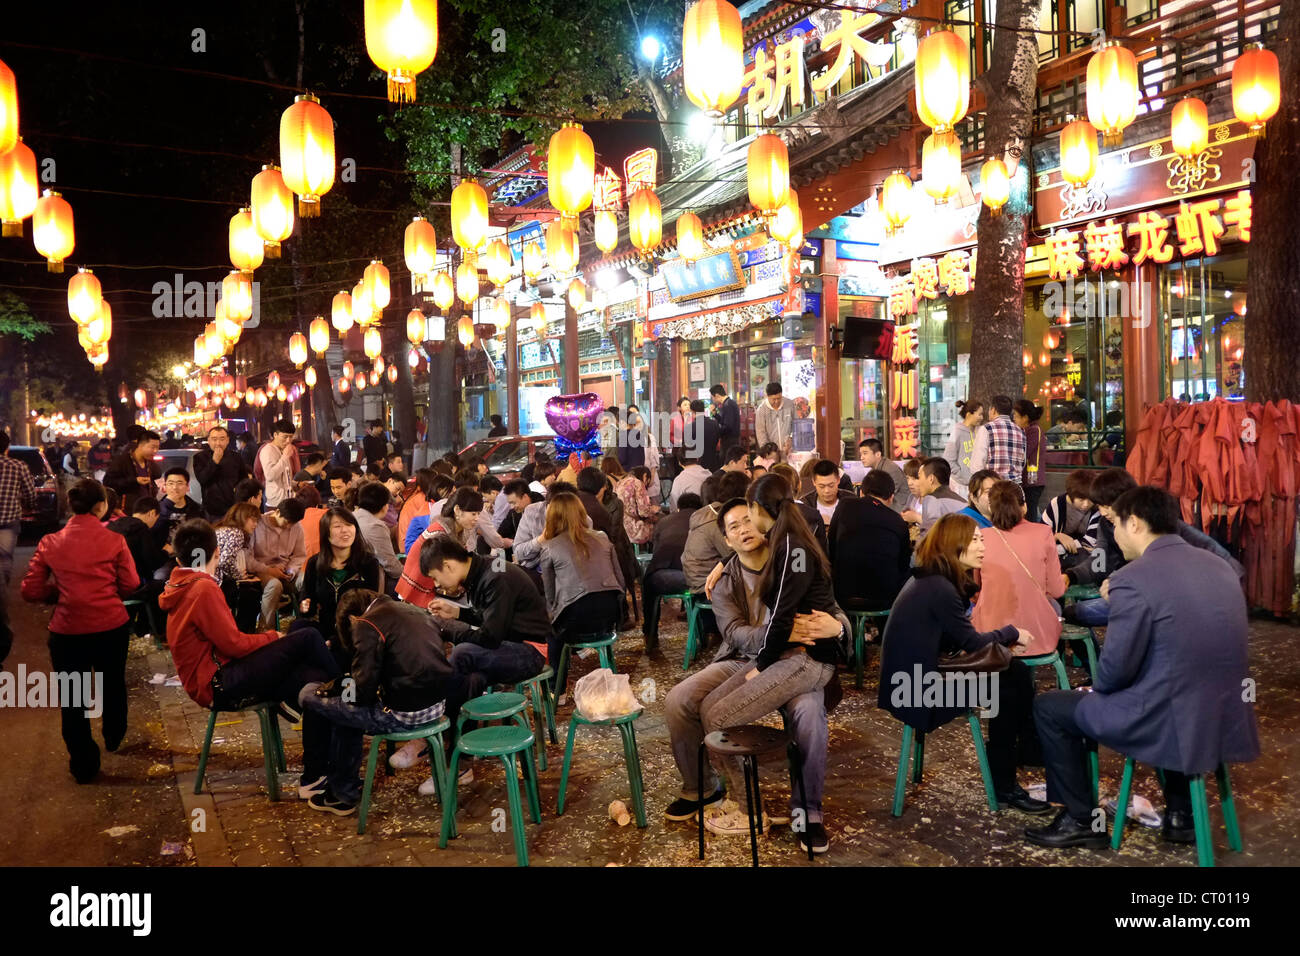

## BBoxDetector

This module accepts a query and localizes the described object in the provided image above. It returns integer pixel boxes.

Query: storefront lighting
[425,314,445,341]
[596,268,620,291]
[682,0,743,118]
[1171,97,1209,159]
[915,28,970,133]
[1232,43,1279,138]
[1085,41,1138,147]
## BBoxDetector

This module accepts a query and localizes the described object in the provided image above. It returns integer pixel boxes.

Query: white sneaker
[298,775,327,800]
[388,739,426,770]
[703,799,769,836]
[418,766,472,796]
[458,766,474,786]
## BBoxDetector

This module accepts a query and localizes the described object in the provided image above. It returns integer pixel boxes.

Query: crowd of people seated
[13,390,1259,860]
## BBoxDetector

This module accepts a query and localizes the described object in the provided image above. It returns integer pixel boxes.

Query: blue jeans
[642,568,687,644]
[1070,597,1109,627]
[449,640,545,689]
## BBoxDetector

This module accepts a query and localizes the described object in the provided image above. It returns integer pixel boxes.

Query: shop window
[1063,0,1104,54]
[1125,0,1159,27]
[837,297,889,456]
[1162,251,1248,403]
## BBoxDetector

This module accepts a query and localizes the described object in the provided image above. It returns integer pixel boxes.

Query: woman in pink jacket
[972,480,1065,657]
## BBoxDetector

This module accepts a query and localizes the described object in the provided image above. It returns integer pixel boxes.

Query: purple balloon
[546,392,604,443]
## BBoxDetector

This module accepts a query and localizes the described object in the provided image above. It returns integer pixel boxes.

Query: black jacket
[578,491,614,537]
[646,507,696,575]
[795,501,828,556]
[156,496,204,549]
[713,397,740,450]
[300,552,382,643]
[753,532,844,672]
[108,515,166,583]
[363,434,387,472]
[193,448,249,519]
[877,571,1018,732]
[441,554,553,648]
[827,496,911,612]
[103,451,159,512]
[349,595,454,713]
[330,439,351,470]
[1066,517,1244,586]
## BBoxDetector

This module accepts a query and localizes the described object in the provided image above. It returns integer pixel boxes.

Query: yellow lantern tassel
[298,198,320,218]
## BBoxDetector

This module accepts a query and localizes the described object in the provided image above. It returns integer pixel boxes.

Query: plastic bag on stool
[573,668,641,721]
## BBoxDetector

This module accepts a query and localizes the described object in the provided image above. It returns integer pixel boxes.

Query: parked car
[9,445,64,534]
[153,448,203,506]
[458,435,556,477]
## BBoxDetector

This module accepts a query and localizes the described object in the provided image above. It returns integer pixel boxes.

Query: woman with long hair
[944,399,985,499]
[216,502,265,631]
[600,455,625,481]
[617,464,659,545]
[538,491,625,668]
[396,488,483,608]
[1014,399,1046,520]
[298,508,381,660]
[877,513,1045,813]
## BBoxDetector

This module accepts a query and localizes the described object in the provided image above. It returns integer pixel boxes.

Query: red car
[458,435,556,478]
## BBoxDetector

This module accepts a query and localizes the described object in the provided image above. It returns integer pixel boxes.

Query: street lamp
[640,35,661,61]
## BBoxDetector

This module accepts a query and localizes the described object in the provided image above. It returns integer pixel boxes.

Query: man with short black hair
[487,414,508,438]
[828,470,910,613]
[498,478,532,545]
[681,398,722,472]
[716,445,749,478]
[857,438,908,514]
[157,466,204,551]
[802,458,854,526]
[528,459,557,499]
[258,420,298,507]
[902,457,967,533]
[234,478,263,510]
[193,425,249,520]
[473,473,509,550]
[363,420,388,474]
[1027,486,1260,851]
[236,432,257,471]
[709,384,740,451]
[329,425,351,471]
[355,482,404,583]
[755,382,794,457]
[251,498,307,629]
[669,454,711,512]
[969,394,1026,484]
[294,452,328,494]
[104,429,161,513]
[325,468,350,509]
[642,492,700,654]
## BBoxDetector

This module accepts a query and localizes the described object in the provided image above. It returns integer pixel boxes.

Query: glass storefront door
[1163,251,1248,403]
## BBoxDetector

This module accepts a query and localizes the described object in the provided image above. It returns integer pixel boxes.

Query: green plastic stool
[439,724,542,866]
[847,609,889,689]
[1060,624,1099,676]
[456,692,531,737]
[1111,758,1242,867]
[683,593,713,670]
[357,716,451,835]
[513,666,558,769]
[553,631,617,703]
[891,714,999,817]
[124,598,166,650]
[194,702,287,801]
[650,589,691,658]
[557,709,647,828]
[1019,649,1070,690]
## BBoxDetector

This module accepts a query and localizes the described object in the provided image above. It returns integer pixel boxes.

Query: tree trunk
[15,345,31,445]
[968,0,1043,408]
[426,303,459,458]
[1245,2,1300,403]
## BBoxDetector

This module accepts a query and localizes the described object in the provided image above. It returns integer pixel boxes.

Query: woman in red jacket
[21,479,140,783]
[160,519,339,799]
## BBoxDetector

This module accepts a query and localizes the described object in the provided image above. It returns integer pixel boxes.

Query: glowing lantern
[229,206,263,272]
[425,314,445,341]
[0,59,16,154]
[1043,329,1059,350]
[769,191,802,244]
[387,364,398,383]
[362,327,381,360]
[1170,97,1208,160]
[216,309,242,347]
[194,335,211,368]
[451,178,488,250]
[204,322,223,360]
[922,130,961,204]
[432,270,454,310]
[289,332,308,368]
[682,0,743,117]
[490,296,510,329]
[915,28,970,133]
[594,210,618,252]
[33,190,73,272]
[364,259,391,313]
[407,309,425,344]
[1022,350,1032,369]
[363,0,439,103]
[338,375,350,394]
[86,344,108,369]
[332,291,354,332]
[223,270,253,321]
[1059,116,1097,186]
[134,388,147,409]
[676,211,704,260]
[522,241,543,280]
[305,366,317,388]
[530,301,547,335]
[545,219,578,274]
[746,133,789,214]
[880,170,913,236]
[268,370,281,390]
[457,314,474,347]
[0,137,37,236]
[342,360,355,380]
[456,255,480,304]
[408,348,420,369]
[352,279,373,326]
[250,164,294,258]
[225,395,239,410]
[980,158,1010,216]
[1038,350,1050,366]
[547,122,595,217]
[354,369,367,391]
[309,316,330,357]
[1233,44,1279,137]
[628,188,661,251]
[404,216,436,280]
[374,355,386,377]
[484,238,510,288]
[67,268,102,325]
[568,277,587,311]
[275,385,287,402]
[85,299,112,347]
[367,369,379,388]
[1085,42,1138,146]
[279,93,335,217]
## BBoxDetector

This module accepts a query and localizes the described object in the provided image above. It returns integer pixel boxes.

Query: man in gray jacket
[664,496,846,855]
[858,438,909,514]
[754,382,795,456]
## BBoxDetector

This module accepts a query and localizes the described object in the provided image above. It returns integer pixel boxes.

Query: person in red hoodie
[160,519,339,799]
[22,479,140,783]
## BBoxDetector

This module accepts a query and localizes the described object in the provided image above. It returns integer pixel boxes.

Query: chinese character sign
[890,322,921,458]
[811,9,882,93]
[745,36,807,121]
[594,166,622,211]
[623,148,658,196]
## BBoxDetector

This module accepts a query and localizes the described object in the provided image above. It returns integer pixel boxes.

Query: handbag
[937,641,1012,673]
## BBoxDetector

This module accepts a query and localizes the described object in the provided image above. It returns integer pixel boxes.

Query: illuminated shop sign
[661,249,746,302]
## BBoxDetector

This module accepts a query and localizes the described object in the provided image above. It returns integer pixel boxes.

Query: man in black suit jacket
[681,399,722,473]
[709,384,740,451]
[826,470,910,611]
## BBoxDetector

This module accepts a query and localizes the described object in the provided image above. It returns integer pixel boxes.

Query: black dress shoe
[997,787,1053,815]
[1162,810,1197,844]
[1025,809,1108,849]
